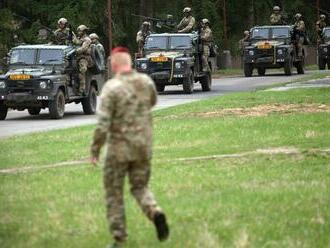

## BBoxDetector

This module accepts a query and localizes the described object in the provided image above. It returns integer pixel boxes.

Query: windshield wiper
[253,36,267,39]
[147,46,164,49]
[274,35,288,38]
[173,45,189,49]
[41,59,60,65]
[11,61,28,65]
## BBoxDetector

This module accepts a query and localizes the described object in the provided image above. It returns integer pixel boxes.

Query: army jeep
[0,44,105,120]
[135,33,212,93]
[318,27,330,70]
[243,25,305,77]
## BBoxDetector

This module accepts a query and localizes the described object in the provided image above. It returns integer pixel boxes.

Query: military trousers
[78,58,88,93]
[103,158,162,242]
[202,45,211,72]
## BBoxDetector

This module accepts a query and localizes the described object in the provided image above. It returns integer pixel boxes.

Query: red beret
[112,46,130,54]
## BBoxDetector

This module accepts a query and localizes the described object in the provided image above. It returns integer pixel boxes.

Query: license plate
[10,74,31,80]
[150,56,168,62]
[258,44,272,49]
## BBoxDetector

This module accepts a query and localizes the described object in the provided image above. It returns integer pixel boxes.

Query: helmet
[273,6,280,11]
[295,13,302,19]
[183,7,191,13]
[89,33,99,40]
[142,21,150,26]
[320,14,326,20]
[77,24,89,32]
[202,19,209,25]
[58,18,68,25]
[244,30,250,36]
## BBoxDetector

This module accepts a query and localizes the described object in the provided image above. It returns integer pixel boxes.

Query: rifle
[131,14,176,31]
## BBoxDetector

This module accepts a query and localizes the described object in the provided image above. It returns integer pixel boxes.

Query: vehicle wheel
[284,56,293,75]
[49,89,65,119]
[296,60,304,74]
[183,70,194,94]
[200,72,212,91]
[82,85,97,114]
[28,107,41,115]
[156,84,165,93]
[318,57,326,70]
[244,63,253,77]
[257,68,266,76]
[0,102,8,120]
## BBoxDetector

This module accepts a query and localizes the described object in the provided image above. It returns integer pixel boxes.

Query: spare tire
[90,44,105,74]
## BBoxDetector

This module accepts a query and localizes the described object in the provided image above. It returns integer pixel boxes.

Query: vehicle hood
[145,51,185,60]
[4,67,54,79]
[252,40,285,47]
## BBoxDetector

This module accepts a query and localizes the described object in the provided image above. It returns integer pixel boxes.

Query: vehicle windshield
[272,27,289,38]
[145,36,167,50]
[170,36,192,49]
[252,28,269,39]
[38,49,63,64]
[324,29,330,38]
[10,49,36,65]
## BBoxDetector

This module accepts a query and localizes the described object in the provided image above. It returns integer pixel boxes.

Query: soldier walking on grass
[200,19,213,72]
[90,46,169,248]
[177,7,195,33]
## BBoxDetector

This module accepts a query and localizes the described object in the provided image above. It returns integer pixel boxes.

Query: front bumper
[0,92,54,108]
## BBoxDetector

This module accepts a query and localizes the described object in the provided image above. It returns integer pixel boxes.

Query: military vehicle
[243,25,305,77]
[0,44,105,120]
[135,33,212,93]
[318,27,330,70]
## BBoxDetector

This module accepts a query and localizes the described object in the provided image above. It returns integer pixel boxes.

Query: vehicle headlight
[0,81,6,89]
[141,63,147,70]
[175,62,182,69]
[39,81,47,89]
[324,47,328,53]
[277,49,283,55]
[249,50,254,56]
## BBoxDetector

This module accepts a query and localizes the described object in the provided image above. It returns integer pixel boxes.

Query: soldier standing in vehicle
[200,19,213,72]
[54,18,72,45]
[293,13,306,58]
[74,25,92,94]
[177,7,195,33]
[136,22,151,55]
[316,14,327,44]
[270,6,284,25]
[89,33,105,61]
[90,46,169,248]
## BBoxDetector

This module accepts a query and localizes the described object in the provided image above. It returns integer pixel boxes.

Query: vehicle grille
[149,59,172,73]
[256,49,273,57]
[7,80,35,92]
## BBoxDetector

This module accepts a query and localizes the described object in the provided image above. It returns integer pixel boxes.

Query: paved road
[0,71,319,138]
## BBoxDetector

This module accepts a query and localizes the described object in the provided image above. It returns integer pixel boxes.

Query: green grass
[1,87,330,247]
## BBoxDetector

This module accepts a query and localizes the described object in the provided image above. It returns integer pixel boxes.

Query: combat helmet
[244,30,250,36]
[77,25,89,32]
[202,19,210,25]
[183,7,192,13]
[295,13,302,20]
[89,33,99,40]
[320,14,326,20]
[273,6,280,12]
[58,17,68,25]
[142,21,151,26]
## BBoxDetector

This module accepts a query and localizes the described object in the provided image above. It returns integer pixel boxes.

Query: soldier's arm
[90,83,114,158]
[179,17,195,33]
[136,31,144,43]
[77,37,92,54]
[177,19,184,30]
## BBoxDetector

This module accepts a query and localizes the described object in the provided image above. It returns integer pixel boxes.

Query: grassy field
[1,86,330,247]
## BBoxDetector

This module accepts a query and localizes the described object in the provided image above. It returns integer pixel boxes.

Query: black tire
[82,85,97,114]
[200,72,212,91]
[0,102,8,120]
[28,107,41,115]
[49,89,65,119]
[183,70,194,94]
[90,44,105,74]
[318,57,326,70]
[284,56,293,75]
[244,63,253,77]
[156,84,165,93]
[257,67,266,76]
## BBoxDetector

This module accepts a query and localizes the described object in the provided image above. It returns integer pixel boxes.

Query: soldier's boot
[153,212,169,241]
[78,73,86,95]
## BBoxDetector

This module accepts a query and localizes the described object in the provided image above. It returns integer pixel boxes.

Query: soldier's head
[111,47,132,73]
[201,18,210,28]
[320,14,326,21]
[183,7,192,17]
[57,18,68,29]
[273,6,280,14]
[77,24,89,37]
[142,21,151,31]
[244,30,250,37]
[89,33,99,44]
[295,13,302,21]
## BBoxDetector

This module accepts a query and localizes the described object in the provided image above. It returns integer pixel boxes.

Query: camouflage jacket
[200,26,213,44]
[74,34,92,60]
[177,16,196,33]
[54,28,70,45]
[294,20,305,32]
[91,70,157,162]
[316,20,326,32]
[270,14,283,25]
[136,30,151,44]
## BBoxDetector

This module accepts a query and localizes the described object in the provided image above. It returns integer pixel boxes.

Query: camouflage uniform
[54,28,70,45]
[74,32,92,93]
[238,31,250,68]
[200,20,213,72]
[177,8,195,33]
[294,17,306,57]
[91,70,163,242]
[270,13,283,25]
[136,22,151,54]
[316,17,327,44]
